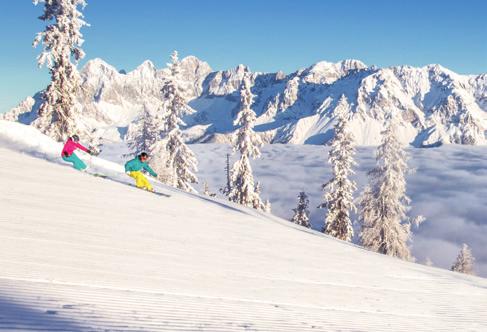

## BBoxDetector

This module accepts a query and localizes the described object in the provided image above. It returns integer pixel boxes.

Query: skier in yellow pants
[124,152,158,191]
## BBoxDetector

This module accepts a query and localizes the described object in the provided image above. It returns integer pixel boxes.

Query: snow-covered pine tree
[319,96,356,241]
[147,141,173,185]
[228,72,265,209]
[359,113,422,261]
[202,181,217,197]
[219,153,232,196]
[159,51,198,193]
[32,0,88,141]
[253,181,262,209]
[127,105,163,155]
[253,182,271,211]
[451,244,475,275]
[125,105,174,182]
[263,199,272,213]
[203,182,210,196]
[291,191,311,228]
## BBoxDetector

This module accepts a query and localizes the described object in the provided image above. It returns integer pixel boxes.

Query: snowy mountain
[2,56,487,147]
[1,120,486,331]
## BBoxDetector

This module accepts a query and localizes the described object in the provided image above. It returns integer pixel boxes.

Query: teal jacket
[125,157,157,177]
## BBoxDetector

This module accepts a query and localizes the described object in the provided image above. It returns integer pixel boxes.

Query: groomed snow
[1,121,487,331]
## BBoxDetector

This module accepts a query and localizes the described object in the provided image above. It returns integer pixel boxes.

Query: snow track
[1,277,485,332]
[0,147,486,331]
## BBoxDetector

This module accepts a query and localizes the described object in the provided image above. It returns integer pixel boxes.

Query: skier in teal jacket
[125,152,158,191]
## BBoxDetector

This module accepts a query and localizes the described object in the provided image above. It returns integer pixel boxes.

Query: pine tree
[228,72,265,209]
[148,141,173,185]
[127,105,163,155]
[319,96,356,241]
[253,182,270,211]
[159,51,198,193]
[32,0,89,141]
[291,192,311,228]
[219,153,232,196]
[203,181,210,196]
[263,199,272,213]
[127,105,173,184]
[202,181,217,197]
[359,114,422,261]
[451,244,475,275]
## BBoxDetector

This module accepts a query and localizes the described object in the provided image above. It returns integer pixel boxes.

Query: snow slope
[2,57,486,147]
[1,124,487,331]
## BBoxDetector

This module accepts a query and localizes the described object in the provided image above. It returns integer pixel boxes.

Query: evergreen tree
[263,199,272,213]
[126,105,173,184]
[159,51,198,193]
[203,181,210,196]
[32,0,89,141]
[148,141,173,185]
[319,96,356,241]
[359,114,422,261]
[253,182,270,211]
[451,244,475,275]
[291,192,311,228]
[127,105,163,155]
[202,181,217,197]
[228,72,265,209]
[219,153,231,196]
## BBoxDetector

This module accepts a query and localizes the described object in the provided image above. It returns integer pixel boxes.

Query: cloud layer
[193,144,487,277]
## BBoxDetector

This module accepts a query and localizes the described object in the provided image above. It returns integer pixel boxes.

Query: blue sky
[0,0,486,112]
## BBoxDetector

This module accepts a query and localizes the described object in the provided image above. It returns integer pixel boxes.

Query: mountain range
[3,56,487,147]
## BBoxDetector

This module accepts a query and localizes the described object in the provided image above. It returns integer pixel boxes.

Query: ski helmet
[71,135,80,142]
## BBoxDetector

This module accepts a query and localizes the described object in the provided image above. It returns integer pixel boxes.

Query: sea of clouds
[193,144,487,277]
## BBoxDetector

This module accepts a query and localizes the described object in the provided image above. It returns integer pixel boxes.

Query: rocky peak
[302,59,367,84]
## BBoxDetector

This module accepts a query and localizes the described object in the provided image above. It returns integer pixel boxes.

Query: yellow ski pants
[128,171,153,191]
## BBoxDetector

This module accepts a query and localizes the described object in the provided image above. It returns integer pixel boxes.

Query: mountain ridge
[2,56,486,147]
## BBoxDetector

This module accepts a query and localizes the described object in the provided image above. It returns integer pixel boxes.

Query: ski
[90,173,108,178]
[128,184,171,197]
[85,172,170,197]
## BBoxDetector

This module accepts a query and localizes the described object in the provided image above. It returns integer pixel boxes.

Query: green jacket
[124,157,157,177]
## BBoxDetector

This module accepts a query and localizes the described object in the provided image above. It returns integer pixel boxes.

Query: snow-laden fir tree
[202,181,216,197]
[32,0,89,141]
[319,96,356,241]
[291,192,311,228]
[203,181,210,196]
[253,181,262,209]
[158,51,198,193]
[127,104,164,155]
[126,105,173,182]
[359,113,423,261]
[263,199,272,213]
[451,244,475,275]
[228,72,265,209]
[219,153,232,196]
[253,182,271,212]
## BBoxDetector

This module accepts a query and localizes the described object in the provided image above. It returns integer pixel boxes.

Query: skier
[61,135,92,171]
[125,152,158,191]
